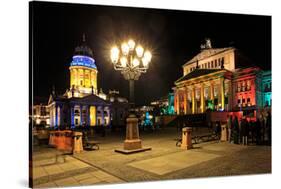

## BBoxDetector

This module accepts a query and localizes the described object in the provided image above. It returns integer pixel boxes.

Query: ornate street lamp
[110,39,152,153]
[110,39,152,107]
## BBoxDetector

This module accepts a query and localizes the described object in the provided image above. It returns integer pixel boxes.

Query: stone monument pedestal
[181,127,192,150]
[115,114,151,154]
[220,123,228,142]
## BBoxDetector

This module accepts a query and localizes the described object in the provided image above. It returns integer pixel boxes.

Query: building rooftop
[175,69,224,83]
[183,47,234,67]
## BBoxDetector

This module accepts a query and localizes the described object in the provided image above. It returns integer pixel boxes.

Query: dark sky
[31,1,271,106]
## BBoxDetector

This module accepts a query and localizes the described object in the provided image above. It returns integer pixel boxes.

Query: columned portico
[175,69,233,115]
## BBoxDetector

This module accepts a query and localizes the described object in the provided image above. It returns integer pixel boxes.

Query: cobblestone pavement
[32,127,271,187]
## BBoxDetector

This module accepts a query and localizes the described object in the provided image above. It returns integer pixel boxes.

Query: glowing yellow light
[110,47,119,63]
[128,39,135,51]
[132,58,140,67]
[144,51,152,62]
[142,57,149,67]
[135,45,144,57]
[121,43,129,55]
[120,57,127,67]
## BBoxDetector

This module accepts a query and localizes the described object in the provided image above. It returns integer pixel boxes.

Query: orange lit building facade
[174,39,271,118]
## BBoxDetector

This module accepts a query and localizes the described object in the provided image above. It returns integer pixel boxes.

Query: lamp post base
[114,113,151,154]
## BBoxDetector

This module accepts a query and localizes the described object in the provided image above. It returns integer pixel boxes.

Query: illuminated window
[246,80,251,90]
[237,82,241,92]
[247,98,251,106]
[242,81,245,91]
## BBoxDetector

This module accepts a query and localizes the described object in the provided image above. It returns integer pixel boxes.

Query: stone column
[89,71,92,87]
[101,106,104,125]
[175,90,180,115]
[200,83,205,113]
[181,127,192,150]
[83,69,85,87]
[183,88,187,114]
[80,105,83,126]
[70,105,75,128]
[75,68,78,86]
[192,87,195,114]
[55,105,58,128]
[210,83,214,101]
[86,105,90,126]
[220,77,225,110]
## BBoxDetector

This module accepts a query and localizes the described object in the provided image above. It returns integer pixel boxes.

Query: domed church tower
[68,34,98,98]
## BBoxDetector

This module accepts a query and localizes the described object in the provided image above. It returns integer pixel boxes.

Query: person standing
[227,115,233,143]
[256,117,262,145]
[260,114,265,144]
[233,116,239,144]
[240,116,249,145]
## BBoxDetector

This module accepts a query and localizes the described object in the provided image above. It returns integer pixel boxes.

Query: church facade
[47,36,128,128]
[174,39,271,119]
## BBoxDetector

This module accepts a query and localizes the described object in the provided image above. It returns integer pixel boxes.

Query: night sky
[31,1,271,106]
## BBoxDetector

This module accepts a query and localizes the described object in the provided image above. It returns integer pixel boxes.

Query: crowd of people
[226,111,271,145]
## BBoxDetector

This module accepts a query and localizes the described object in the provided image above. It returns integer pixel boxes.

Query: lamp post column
[129,79,135,108]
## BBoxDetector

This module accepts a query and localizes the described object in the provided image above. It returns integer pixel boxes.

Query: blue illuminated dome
[70,55,97,69]
[70,34,97,69]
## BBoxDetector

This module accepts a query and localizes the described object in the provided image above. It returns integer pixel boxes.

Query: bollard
[48,131,55,147]
[181,127,192,150]
[220,124,228,142]
[72,132,83,154]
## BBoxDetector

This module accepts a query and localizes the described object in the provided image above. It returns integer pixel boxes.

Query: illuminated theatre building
[48,37,128,128]
[174,39,271,119]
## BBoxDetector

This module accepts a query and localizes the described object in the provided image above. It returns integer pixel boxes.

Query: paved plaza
[32,127,271,188]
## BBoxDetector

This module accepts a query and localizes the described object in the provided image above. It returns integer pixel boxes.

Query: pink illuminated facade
[173,39,271,119]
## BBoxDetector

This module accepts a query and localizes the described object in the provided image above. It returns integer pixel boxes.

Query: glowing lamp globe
[144,51,152,62]
[142,57,149,67]
[128,39,135,51]
[120,56,127,67]
[111,47,119,63]
[132,58,140,67]
[121,43,129,56]
[136,45,144,58]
